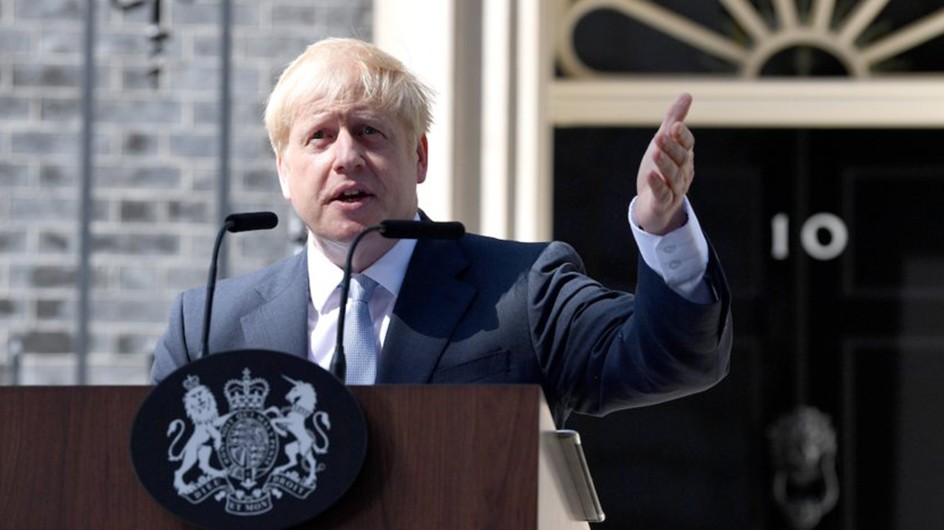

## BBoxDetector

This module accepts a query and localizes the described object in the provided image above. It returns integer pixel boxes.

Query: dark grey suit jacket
[151,233,732,425]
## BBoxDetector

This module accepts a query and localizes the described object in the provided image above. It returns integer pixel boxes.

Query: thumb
[661,92,693,130]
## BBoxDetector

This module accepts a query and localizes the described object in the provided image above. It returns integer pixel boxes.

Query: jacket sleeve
[150,290,199,384]
[528,240,732,417]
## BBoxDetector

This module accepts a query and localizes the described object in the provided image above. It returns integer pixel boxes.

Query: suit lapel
[240,252,310,359]
[377,238,474,383]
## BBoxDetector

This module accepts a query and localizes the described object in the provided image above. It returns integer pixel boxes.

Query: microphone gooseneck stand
[330,220,465,382]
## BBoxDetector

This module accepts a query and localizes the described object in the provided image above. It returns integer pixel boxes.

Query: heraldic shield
[131,349,368,530]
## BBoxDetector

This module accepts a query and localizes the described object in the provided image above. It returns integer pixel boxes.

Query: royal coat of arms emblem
[167,369,331,515]
[131,349,367,530]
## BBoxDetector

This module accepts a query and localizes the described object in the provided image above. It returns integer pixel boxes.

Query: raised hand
[635,93,696,235]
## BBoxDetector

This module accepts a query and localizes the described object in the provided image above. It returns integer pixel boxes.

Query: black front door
[555,127,944,529]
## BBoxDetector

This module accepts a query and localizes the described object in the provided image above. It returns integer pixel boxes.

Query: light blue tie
[343,274,379,385]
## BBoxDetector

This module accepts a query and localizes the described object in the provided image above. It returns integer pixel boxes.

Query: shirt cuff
[628,197,714,303]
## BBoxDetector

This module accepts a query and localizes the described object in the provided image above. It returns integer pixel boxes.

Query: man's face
[277,98,428,253]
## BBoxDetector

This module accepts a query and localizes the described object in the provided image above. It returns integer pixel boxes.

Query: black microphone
[225,211,278,233]
[330,220,466,382]
[201,212,279,356]
[378,220,465,239]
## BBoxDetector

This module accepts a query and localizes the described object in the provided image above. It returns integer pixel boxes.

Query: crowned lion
[167,376,229,494]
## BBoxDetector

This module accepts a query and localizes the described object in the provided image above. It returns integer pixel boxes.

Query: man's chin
[324,215,376,238]
[310,219,379,248]
[310,229,395,270]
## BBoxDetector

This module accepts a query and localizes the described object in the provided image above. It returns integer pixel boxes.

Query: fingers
[655,94,695,170]
[652,120,695,188]
[645,170,673,204]
[672,121,695,150]
[655,123,693,166]
[652,151,677,194]
[652,150,691,197]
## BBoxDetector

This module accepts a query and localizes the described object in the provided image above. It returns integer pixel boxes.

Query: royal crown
[224,368,270,410]
[182,374,201,391]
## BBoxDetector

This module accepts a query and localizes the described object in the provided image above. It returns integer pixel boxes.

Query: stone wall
[0,0,372,384]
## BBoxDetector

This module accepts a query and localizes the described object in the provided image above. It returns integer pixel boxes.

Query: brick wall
[0,0,372,384]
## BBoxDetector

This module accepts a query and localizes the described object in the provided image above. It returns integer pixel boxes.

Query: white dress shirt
[306,198,713,369]
[306,235,416,370]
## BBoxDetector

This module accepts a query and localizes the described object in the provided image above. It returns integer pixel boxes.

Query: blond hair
[264,38,434,156]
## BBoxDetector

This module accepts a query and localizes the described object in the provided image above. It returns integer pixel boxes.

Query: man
[151,38,732,426]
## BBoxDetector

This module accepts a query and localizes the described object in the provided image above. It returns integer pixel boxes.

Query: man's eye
[310,130,325,140]
[362,126,379,135]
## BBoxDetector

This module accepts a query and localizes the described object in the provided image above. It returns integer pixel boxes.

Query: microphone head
[378,220,465,240]
[225,211,279,233]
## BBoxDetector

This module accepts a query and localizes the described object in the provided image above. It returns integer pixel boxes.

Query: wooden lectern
[0,385,600,529]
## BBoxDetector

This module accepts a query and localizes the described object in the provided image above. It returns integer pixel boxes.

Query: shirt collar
[306,229,418,314]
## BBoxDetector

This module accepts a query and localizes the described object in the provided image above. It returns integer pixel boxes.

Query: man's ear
[416,134,429,184]
[276,152,292,200]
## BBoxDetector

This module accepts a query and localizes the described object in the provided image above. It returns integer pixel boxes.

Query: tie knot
[349,274,378,303]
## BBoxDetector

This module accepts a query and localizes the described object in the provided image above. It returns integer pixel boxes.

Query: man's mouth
[335,189,372,203]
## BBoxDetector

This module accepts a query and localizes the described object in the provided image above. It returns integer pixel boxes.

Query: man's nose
[333,129,364,172]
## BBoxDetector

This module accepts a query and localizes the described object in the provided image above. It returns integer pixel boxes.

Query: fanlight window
[557,0,944,78]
